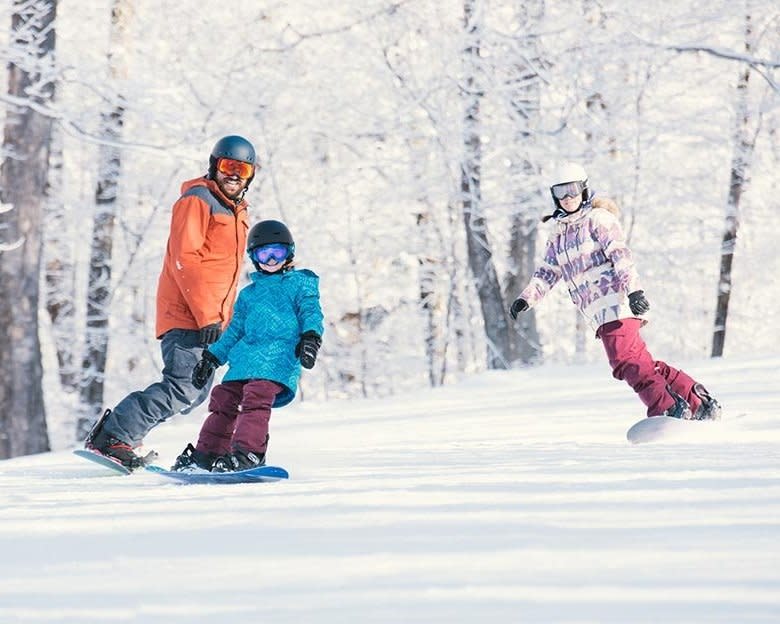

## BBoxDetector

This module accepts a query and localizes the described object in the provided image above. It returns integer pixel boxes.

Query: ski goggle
[551,180,586,200]
[216,158,255,179]
[250,243,291,265]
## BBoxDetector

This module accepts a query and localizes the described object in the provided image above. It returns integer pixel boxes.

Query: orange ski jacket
[155,177,249,338]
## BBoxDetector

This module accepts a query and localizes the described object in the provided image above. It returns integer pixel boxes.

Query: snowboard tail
[73,447,159,474]
[73,448,133,474]
[626,415,716,444]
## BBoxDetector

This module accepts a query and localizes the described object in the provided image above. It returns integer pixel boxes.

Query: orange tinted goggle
[217,158,254,179]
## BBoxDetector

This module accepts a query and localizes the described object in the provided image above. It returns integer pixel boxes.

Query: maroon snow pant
[596,319,702,417]
[195,379,282,456]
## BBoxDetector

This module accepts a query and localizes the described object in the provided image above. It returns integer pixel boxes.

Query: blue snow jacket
[207,268,324,407]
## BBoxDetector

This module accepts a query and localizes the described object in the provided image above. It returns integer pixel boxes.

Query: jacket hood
[544,197,592,224]
[592,196,619,216]
[543,195,620,224]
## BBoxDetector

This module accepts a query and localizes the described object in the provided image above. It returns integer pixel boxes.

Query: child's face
[251,243,291,273]
[259,260,285,273]
[560,193,582,212]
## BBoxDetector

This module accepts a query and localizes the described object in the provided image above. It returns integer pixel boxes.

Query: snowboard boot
[171,443,216,472]
[211,448,266,473]
[691,383,722,421]
[655,388,693,420]
[84,408,112,447]
[89,428,157,471]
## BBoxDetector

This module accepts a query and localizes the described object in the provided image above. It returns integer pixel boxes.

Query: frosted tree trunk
[712,9,757,357]
[442,200,472,383]
[461,0,511,370]
[76,0,133,439]
[417,211,442,386]
[0,0,56,459]
[43,125,78,391]
[504,0,544,366]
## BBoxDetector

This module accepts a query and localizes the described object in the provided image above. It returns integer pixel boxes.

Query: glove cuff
[202,350,221,366]
[301,331,322,346]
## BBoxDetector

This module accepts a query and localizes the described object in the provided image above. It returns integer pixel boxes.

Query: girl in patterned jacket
[509,163,720,421]
[172,220,324,472]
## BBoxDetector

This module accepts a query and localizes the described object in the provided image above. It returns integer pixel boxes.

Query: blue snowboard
[146,464,289,484]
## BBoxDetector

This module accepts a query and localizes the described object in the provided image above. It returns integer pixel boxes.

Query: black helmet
[247,220,295,270]
[208,135,257,182]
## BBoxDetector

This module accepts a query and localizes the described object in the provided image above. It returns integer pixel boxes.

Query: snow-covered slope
[1,355,779,623]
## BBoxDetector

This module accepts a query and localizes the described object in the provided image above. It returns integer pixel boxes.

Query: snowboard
[626,415,706,444]
[145,463,289,484]
[73,448,133,474]
[73,447,159,474]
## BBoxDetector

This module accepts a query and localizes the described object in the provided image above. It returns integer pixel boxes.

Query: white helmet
[553,162,588,186]
[549,162,590,206]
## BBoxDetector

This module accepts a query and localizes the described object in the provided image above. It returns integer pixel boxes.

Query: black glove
[192,350,221,389]
[198,322,222,345]
[295,331,322,369]
[509,298,529,320]
[628,290,650,315]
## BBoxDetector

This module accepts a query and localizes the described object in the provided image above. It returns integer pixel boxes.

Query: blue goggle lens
[251,244,290,265]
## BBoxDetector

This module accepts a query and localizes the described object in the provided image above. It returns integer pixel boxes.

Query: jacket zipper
[561,222,580,305]
[220,202,244,322]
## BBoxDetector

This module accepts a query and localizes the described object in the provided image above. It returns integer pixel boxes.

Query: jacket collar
[553,198,593,224]
[180,177,248,213]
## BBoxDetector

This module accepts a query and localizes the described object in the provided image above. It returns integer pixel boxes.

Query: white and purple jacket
[519,198,643,330]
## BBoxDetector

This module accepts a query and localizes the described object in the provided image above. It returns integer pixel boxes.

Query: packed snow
[1,354,778,623]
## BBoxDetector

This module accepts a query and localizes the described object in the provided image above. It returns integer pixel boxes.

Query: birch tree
[461,0,512,369]
[0,0,56,458]
[712,6,760,357]
[43,125,78,391]
[76,0,133,439]
[503,1,544,365]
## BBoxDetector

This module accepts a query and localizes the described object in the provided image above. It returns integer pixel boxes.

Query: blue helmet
[208,135,257,184]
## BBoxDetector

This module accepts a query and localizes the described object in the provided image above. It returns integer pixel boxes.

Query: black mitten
[198,322,222,345]
[192,350,221,389]
[628,290,650,315]
[295,331,322,369]
[509,298,529,320]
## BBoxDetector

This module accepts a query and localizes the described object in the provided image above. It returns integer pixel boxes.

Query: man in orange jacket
[84,135,257,470]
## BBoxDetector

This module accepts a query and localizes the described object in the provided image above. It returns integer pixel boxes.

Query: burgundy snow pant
[596,319,702,417]
[196,379,282,456]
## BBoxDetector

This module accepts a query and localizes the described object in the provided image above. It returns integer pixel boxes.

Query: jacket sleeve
[519,238,562,307]
[208,288,247,364]
[166,194,222,328]
[295,271,325,337]
[591,211,641,294]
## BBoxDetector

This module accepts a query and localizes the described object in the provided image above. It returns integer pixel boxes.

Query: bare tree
[461,0,512,369]
[503,1,544,365]
[76,0,133,439]
[712,7,761,357]
[0,0,57,458]
[43,124,78,391]
[379,38,466,386]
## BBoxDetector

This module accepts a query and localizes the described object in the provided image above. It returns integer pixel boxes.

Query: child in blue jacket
[172,220,324,472]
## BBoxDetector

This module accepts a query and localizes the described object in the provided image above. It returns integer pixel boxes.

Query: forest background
[0,0,778,459]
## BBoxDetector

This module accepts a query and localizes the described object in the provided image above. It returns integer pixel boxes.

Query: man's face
[214,157,255,199]
[215,169,250,200]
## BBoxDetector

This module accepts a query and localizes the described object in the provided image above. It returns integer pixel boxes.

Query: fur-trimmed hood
[543,195,620,222]
[592,196,619,216]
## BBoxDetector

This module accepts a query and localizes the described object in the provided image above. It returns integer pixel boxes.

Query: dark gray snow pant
[102,329,213,446]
